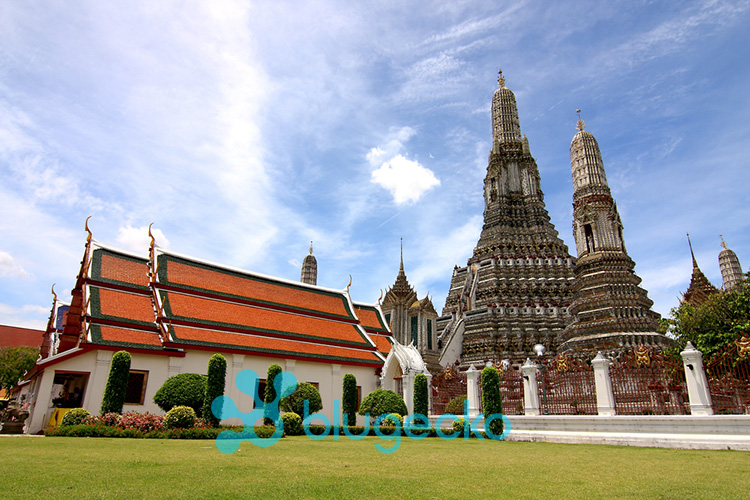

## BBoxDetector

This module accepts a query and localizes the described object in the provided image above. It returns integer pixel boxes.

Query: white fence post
[680,342,714,416]
[591,352,616,416]
[465,364,480,418]
[521,358,540,416]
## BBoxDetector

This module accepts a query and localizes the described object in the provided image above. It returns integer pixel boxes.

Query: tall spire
[718,235,744,291]
[392,237,411,295]
[683,233,719,306]
[300,241,317,285]
[491,68,522,148]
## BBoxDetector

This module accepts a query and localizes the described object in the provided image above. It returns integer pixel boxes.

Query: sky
[1,0,749,330]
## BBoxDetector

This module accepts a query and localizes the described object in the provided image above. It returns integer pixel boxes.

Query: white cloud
[371,155,441,205]
[0,303,49,330]
[116,225,170,254]
[0,251,30,279]
[368,127,440,205]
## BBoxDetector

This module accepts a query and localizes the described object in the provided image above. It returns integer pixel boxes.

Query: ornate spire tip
[497,68,505,88]
[576,109,585,131]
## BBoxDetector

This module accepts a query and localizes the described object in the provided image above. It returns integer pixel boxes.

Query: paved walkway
[505,429,750,450]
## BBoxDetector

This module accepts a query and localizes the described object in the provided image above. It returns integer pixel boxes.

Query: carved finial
[378,289,383,304]
[148,223,156,249]
[497,69,505,88]
[51,283,58,303]
[309,241,314,254]
[576,109,585,131]
[720,234,727,249]
[84,216,92,243]
[346,274,352,292]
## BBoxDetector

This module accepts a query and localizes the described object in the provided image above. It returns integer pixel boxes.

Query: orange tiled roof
[156,255,355,320]
[88,286,156,327]
[353,304,390,334]
[170,325,383,366]
[0,325,44,348]
[91,249,150,290]
[90,324,163,349]
[368,333,393,356]
[161,291,373,348]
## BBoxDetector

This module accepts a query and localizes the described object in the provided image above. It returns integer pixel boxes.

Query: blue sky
[1,0,748,330]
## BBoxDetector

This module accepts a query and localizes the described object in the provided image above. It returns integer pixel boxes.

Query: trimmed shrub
[281,412,303,436]
[358,389,407,418]
[445,395,468,415]
[119,412,164,432]
[342,373,357,426]
[61,408,90,426]
[100,350,131,414]
[413,373,429,424]
[381,413,403,427]
[163,405,197,429]
[202,353,227,427]
[280,382,323,416]
[153,373,207,414]
[84,412,121,427]
[481,366,503,438]
[453,417,469,435]
[264,364,283,425]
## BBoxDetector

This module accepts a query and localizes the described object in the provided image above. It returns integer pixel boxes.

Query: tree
[413,373,429,425]
[202,353,227,427]
[481,366,503,438]
[264,364,283,425]
[342,373,357,426]
[666,274,750,359]
[153,373,207,414]
[358,389,407,418]
[100,350,131,414]
[279,382,323,416]
[0,346,39,395]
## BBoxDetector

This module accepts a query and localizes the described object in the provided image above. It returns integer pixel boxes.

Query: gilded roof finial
[576,109,585,131]
[720,234,727,249]
[497,69,505,88]
[346,274,352,292]
[84,216,92,243]
[309,241,314,255]
[378,289,383,304]
[51,283,58,303]
[148,222,156,249]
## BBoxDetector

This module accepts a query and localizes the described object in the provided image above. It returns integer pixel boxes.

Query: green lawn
[2,435,749,499]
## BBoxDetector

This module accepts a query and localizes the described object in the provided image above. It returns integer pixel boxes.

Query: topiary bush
[202,353,227,427]
[153,373,207,414]
[280,382,323,416]
[100,350,131,414]
[380,413,403,427]
[481,366,503,438]
[342,373,357,426]
[61,408,90,426]
[453,417,470,435]
[264,364,283,425]
[358,389,407,418]
[413,373,429,424]
[281,412,303,436]
[445,395,468,415]
[163,405,197,429]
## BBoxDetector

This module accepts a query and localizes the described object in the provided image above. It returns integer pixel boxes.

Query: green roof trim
[88,324,163,351]
[89,248,150,292]
[88,286,156,328]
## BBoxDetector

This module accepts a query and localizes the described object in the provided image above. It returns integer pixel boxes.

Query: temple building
[682,235,720,307]
[437,71,576,368]
[19,226,427,434]
[559,114,671,354]
[379,240,441,373]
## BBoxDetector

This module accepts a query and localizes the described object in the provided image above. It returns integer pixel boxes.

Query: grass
[2,435,749,499]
